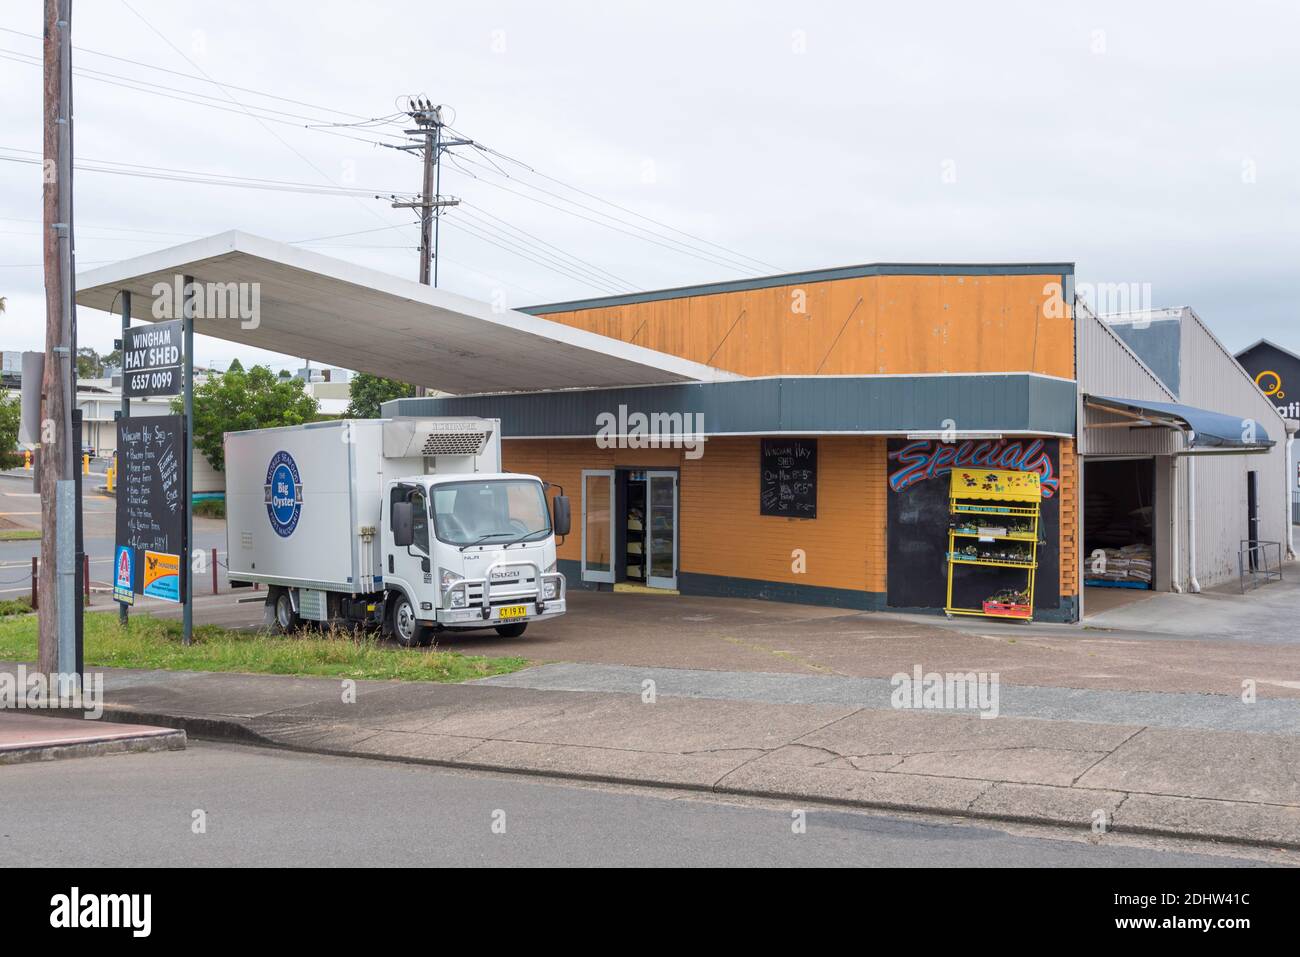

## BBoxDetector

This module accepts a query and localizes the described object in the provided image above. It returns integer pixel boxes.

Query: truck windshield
[429,479,551,547]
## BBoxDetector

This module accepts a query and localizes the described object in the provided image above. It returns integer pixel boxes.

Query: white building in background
[6,346,360,493]
[294,366,354,415]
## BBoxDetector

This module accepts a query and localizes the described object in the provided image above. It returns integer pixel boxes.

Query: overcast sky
[1,0,1296,373]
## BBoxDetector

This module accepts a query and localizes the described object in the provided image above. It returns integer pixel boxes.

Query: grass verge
[0,610,528,683]
[192,499,225,519]
[0,529,40,541]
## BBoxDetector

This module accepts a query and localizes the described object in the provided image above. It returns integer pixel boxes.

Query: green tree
[344,372,416,419]
[76,346,103,378]
[174,364,319,471]
[0,391,22,470]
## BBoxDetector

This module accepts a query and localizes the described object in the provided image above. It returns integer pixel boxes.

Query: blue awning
[1085,395,1274,450]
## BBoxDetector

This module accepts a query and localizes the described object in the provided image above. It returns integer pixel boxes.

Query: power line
[455,149,767,275]
[0,25,406,128]
[3,12,771,297]
[115,0,417,251]
[452,210,627,294]
[458,202,639,291]
[451,126,782,273]
[0,216,197,239]
[288,223,416,244]
[442,219,624,295]
[0,148,407,197]
[444,152,768,276]
[0,49,404,151]
[0,49,344,126]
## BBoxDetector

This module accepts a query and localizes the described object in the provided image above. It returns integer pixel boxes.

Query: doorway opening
[580,467,678,590]
[1083,458,1155,591]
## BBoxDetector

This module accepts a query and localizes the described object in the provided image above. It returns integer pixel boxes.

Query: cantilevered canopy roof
[1084,394,1274,451]
[76,231,739,394]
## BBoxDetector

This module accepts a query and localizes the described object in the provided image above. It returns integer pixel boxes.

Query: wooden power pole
[389,98,466,397]
[39,0,74,676]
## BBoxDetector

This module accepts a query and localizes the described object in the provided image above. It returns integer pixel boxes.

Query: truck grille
[467,577,536,605]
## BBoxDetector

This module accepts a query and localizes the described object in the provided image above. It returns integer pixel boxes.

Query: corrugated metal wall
[1077,309,1179,456]
[1174,310,1289,587]
[1078,305,1290,591]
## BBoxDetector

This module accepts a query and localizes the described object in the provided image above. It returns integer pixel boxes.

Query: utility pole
[388,98,468,397]
[118,290,130,626]
[40,0,79,680]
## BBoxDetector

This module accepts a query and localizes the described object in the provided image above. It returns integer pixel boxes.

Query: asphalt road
[0,742,1281,867]
[0,473,229,599]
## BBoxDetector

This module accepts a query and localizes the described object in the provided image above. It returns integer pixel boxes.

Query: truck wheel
[271,588,299,634]
[495,622,527,638]
[391,595,432,648]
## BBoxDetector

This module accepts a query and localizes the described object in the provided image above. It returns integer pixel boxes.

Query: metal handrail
[1238,539,1283,593]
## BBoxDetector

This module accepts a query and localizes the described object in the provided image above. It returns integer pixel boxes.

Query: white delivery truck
[223,416,570,646]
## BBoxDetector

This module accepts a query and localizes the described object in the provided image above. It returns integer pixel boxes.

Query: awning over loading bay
[76,231,739,394]
[1084,394,1274,451]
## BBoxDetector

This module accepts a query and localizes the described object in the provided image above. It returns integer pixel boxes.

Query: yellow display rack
[944,467,1041,621]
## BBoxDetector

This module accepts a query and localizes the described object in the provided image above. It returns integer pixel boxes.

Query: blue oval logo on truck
[265,450,302,537]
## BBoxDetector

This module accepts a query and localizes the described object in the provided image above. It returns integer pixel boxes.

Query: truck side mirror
[552,495,571,537]
[392,501,414,547]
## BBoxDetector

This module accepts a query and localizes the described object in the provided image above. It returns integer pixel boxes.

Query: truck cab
[383,471,570,645]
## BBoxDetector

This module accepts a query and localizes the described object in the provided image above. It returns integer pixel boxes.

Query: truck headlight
[440,567,466,607]
[543,579,559,600]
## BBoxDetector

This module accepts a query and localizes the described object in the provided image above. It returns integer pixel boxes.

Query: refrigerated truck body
[224,416,569,645]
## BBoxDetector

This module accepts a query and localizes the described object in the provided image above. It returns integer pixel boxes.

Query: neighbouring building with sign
[1235,339,1300,430]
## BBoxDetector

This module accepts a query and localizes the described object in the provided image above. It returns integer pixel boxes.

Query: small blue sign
[264,450,303,538]
[113,545,134,605]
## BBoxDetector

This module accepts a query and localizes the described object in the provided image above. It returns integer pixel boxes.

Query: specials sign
[886,438,1061,615]
[889,437,1060,498]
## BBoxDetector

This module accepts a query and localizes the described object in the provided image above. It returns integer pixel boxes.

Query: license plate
[497,605,527,620]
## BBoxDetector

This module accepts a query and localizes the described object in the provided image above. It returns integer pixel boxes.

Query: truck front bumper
[435,562,567,630]
[436,597,567,629]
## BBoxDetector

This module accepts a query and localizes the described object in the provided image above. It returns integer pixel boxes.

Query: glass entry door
[646,470,678,590]
[581,469,615,584]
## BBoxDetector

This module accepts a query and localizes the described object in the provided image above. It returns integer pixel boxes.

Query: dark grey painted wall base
[678,572,887,611]
[557,560,1081,622]
[558,560,605,591]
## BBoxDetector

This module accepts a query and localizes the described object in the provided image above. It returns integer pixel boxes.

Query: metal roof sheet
[76,231,739,394]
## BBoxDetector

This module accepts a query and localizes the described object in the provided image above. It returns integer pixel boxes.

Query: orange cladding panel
[535,273,1071,378]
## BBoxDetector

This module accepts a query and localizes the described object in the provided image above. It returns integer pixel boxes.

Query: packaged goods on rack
[1087,543,1152,585]
[945,468,1041,621]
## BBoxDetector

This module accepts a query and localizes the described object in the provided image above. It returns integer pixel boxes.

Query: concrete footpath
[0,712,185,765]
[4,660,1297,851]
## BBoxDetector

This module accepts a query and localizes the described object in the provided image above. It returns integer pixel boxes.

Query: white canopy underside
[76,230,738,394]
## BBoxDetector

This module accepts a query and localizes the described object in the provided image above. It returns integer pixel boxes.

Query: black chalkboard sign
[115,415,187,597]
[760,438,817,518]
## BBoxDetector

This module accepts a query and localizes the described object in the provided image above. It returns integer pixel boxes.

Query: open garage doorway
[1083,459,1156,611]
